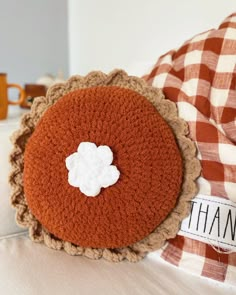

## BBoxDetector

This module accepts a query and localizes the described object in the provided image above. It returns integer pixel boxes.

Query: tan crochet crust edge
[9,70,201,262]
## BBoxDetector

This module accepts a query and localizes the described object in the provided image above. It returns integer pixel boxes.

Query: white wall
[0,0,68,86]
[68,0,236,76]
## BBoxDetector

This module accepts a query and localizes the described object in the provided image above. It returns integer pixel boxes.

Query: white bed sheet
[0,235,235,295]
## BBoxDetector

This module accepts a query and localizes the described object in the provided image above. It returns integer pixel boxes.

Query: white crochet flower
[65,142,120,197]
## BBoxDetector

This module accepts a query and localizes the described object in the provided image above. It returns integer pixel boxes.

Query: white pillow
[0,107,27,237]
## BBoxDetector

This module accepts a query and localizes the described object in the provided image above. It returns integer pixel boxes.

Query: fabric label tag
[179,194,236,251]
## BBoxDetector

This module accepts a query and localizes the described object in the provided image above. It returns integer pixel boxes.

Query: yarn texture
[9,70,201,262]
[23,86,183,249]
[66,142,120,197]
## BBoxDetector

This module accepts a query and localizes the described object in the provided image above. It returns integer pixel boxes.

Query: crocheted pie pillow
[10,70,200,262]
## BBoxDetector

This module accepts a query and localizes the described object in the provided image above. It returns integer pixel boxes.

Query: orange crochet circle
[24,86,183,249]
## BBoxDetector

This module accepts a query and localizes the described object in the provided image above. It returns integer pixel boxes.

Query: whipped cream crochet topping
[65,142,120,197]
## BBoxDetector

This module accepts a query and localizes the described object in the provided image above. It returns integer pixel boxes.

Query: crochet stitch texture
[23,86,183,249]
[65,142,120,197]
[9,70,201,262]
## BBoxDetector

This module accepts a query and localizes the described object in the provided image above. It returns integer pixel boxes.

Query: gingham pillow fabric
[144,13,236,285]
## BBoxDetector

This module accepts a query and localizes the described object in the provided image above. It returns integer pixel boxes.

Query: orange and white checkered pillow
[144,13,236,284]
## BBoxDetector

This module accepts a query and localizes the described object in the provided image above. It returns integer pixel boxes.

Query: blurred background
[0,0,68,85]
[0,0,235,85]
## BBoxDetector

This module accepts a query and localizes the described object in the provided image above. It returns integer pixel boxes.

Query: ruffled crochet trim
[9,69,201,262]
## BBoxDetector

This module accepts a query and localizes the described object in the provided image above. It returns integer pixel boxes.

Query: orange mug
[0,73,25,120]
